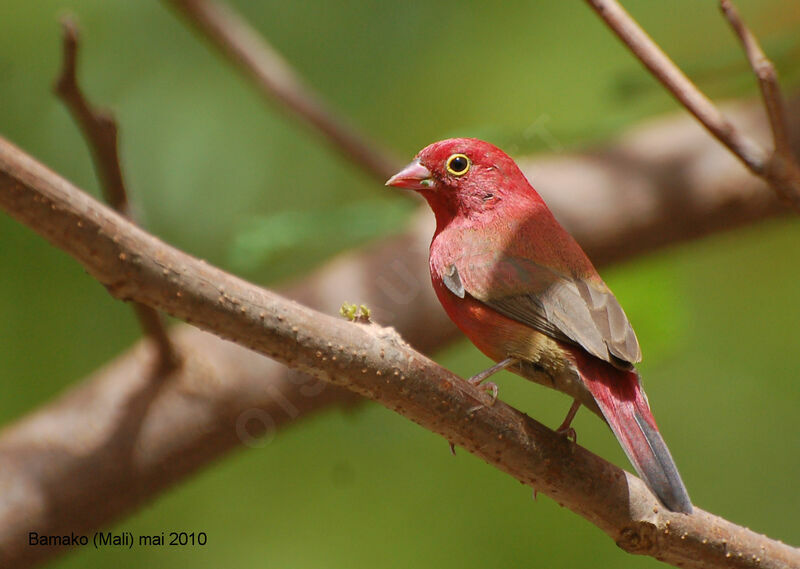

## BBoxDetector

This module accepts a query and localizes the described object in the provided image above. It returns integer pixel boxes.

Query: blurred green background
[1,1,799,567]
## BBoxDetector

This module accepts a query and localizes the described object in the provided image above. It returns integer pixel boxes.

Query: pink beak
[385,160,434,190]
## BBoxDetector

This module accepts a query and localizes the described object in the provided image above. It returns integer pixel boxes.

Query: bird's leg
[556,399,581,442]
[466,357,518,405]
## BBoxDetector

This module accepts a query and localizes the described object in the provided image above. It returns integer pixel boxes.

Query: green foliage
[0,1,798,568]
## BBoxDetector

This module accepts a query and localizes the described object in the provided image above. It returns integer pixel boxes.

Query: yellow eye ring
[445,153,471,176]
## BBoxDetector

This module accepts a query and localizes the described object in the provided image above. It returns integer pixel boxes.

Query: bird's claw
[464,357,516,407]
[465,377,498,408]
[465,381,498,412]
[556,425,577,443]
[482,381,498,404]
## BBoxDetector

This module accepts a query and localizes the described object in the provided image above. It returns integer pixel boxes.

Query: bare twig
[164,0,403,182]
[524,100,790,266]
[54,17,178,372]
[584,0,766,168]
[585,0,800,212]
[54,18,128,213]
[1,135,798,569]
[164,0,800,212]
[719,0,800,207]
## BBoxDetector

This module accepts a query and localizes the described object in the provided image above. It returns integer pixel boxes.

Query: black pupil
[450,156,467,173]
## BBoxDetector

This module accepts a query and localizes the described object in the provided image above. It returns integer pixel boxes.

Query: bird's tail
[572,351,693,514]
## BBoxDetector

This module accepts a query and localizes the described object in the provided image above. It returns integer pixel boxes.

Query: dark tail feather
[574,353,693,514]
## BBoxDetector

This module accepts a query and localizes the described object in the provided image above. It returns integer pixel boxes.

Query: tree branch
[719,1,789,158]
[718,0,800,209]
[0,134,797,569]
[585,0,800,212]
[54,17,178,372]
[163,0,403,182]
[167,0,800,213]
[0,2,795,567]
[0,98,793,567]
[53,18,127,213]
[525,99,792,266]
[0,326,360,569]
[161,0,791,262]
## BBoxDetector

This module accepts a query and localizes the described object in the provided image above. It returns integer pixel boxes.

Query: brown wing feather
[448,256,642,368]
[539,278,641,367]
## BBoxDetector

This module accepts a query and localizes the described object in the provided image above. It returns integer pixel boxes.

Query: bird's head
[386,138,537,224]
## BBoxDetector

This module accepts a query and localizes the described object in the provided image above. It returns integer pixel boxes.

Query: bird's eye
[445,154,471,176]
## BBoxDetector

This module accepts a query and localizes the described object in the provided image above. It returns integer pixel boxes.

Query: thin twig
[719,0,790,157]
[54,17,179,372]
[584,0,766,169]
[1,136,798,569]
[719,0,800,209]
[54,18,128,213]
[165,0,403,182]
[585,0,800,212]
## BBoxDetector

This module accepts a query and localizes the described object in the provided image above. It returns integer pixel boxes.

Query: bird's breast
[430,268,559,366]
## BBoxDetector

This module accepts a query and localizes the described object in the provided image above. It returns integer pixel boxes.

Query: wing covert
[445,254,641,367]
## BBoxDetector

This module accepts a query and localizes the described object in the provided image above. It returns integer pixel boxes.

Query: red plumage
[387,138,692,513]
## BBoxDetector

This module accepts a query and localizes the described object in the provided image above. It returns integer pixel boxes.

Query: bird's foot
[465,381,498,408]
[556,425,577,443]
[481,380,498,404]
[466,357,516,406]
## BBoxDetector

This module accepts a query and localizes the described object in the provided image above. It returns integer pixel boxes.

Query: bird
[386,137,692,514]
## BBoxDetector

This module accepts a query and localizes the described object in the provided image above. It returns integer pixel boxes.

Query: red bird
[387,138,692,513]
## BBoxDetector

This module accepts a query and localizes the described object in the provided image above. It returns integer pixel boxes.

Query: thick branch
[0,327,359,568]
[54,18,178,371]
[0,136,797,569]
[164,0,402,182]
[585,0,800,212]
[0,189,447,569]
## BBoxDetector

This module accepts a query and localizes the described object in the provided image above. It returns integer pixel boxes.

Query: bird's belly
[433,278,599,412]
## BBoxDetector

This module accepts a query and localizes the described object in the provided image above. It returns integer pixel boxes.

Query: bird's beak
[385,160,434,190]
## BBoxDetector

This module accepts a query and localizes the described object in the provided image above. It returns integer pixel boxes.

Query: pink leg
[467,357,517,404]
[556,399,581,442]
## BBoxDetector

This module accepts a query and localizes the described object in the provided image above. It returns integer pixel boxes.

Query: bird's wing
[442,253,641,367]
